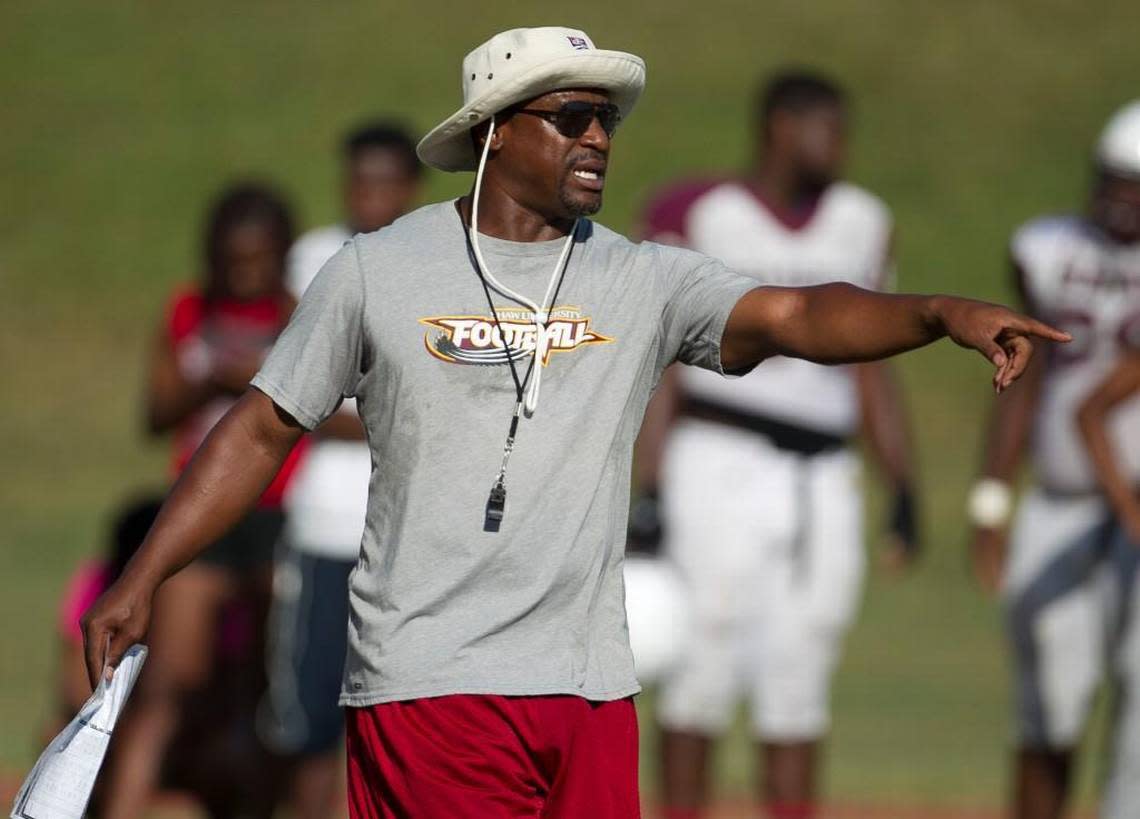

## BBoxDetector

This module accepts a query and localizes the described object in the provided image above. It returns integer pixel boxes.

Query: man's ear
[471,118,507,155]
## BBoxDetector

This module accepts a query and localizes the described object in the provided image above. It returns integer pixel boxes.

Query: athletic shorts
[345,695,639,818]
[656,420,865,741]
[1003,488,1138,749]
[197,507,283,572]
[259,543,354,756]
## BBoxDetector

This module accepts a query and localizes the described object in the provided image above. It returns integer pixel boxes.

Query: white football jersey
[643,179,892,435]
[1015,215,1140,493]
[282,224,372,558]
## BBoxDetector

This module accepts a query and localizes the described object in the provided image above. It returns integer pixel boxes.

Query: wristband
[889,485,920,556]
[627,488,664,555]
[967,477,1013,529]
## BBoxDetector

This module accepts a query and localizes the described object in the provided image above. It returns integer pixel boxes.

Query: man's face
[490,88,613,219]
[1092,170,1140,244]
[345,147,420,233]
[766,103,847,188]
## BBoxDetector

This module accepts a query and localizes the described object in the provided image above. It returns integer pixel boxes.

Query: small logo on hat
[567,36,589,51]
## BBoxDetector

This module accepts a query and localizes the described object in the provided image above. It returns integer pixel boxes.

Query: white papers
[11,644,148,819]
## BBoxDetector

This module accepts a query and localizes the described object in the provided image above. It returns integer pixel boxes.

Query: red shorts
[346,694,640,818]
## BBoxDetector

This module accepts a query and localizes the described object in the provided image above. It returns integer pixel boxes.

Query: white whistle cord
[468,115,579,418]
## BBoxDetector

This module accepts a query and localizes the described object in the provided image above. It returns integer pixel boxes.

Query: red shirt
[164,287,305,507]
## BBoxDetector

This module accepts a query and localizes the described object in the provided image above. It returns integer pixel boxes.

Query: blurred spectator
[634,70,916,819]
[1077,350,1140,819]
[257,121,421,819]
[54,497,164,726]
[54,494,276,818]
[97,183,302,819]
[968,101,1140,819]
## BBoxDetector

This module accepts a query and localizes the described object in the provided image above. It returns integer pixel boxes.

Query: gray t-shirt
[252,201,756,706]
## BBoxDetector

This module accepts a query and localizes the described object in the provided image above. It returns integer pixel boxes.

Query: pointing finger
[1018,317,1071,343]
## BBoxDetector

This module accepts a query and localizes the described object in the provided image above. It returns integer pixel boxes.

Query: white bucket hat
[417,26,646,172]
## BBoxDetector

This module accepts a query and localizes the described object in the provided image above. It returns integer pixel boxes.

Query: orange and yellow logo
[419,305,613,366]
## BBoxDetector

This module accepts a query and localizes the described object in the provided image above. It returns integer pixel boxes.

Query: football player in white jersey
[968,101,1140,819]
[633,71,918,819]
[259,122,422,819]
[1078,329,1140,819]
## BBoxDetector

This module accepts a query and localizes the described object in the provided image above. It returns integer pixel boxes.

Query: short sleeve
[252,240,366,430]
[653,243,758,374]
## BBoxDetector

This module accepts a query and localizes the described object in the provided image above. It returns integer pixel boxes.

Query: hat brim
[417,50,646,172]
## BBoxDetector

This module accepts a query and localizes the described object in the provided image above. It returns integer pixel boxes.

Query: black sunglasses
[512,101,622,139]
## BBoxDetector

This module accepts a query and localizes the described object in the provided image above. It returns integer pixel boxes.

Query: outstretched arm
[81,388,304,687]
[721,284,1069,392]
[1077,352,1140,544]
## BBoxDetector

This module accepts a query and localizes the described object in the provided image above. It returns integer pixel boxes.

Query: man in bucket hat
[83,26,1067,817]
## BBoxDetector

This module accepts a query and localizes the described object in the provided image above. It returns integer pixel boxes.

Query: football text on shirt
[419,306,613,366]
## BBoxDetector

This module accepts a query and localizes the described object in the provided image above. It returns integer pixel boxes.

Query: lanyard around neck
[458,203,579,532]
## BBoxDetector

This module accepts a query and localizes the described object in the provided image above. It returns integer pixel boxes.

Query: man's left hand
[931,296,1070,393]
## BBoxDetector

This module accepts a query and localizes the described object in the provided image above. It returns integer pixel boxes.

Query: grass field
[3,0,1139,813]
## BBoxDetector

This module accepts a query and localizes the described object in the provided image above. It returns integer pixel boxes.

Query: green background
[3,0,1138,811]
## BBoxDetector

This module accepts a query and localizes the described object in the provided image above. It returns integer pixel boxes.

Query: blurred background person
[99,183,301,819]
[634,70,918,819]
[257,121,422,819]
[52,494,275,818]
[1077,323,1140,819]
[967,100,1140,819]
[51,497,159,816]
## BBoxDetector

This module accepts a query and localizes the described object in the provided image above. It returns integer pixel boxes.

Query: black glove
[627,489,664,556]
[888,484,920,560]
